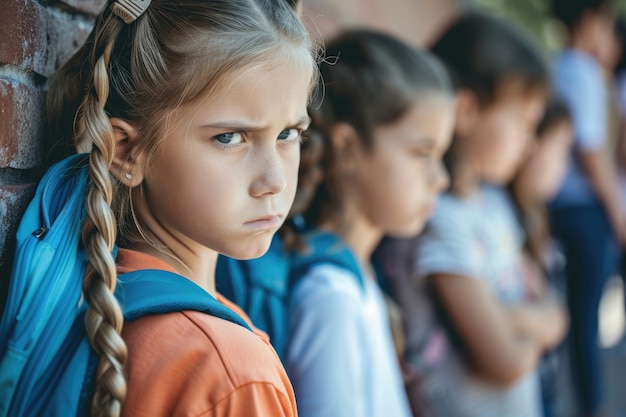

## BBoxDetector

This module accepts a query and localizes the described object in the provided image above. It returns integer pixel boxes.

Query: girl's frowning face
[136,60,312,260]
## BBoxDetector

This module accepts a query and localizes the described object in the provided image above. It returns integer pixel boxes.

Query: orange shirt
[117,249,297,417]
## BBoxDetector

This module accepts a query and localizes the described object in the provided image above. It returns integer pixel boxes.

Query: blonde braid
[77,20,128,417]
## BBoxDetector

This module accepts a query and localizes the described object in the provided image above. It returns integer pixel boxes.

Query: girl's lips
[244,215,283,230]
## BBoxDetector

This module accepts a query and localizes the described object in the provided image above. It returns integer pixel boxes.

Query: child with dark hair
[509,97,573,417]
[512,98,573,271]
[284,30,455,417]
[551,0,613,36]
[550,1,621,415]
[376,11,567,417]
[611,16,626,356]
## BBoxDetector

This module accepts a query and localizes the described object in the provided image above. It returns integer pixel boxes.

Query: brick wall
[0,0,103,308]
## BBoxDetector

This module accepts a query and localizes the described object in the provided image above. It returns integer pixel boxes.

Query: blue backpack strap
[32,269,252,417]
[290,231,365,289]
[116,269,252,331]
[45,269,252,417]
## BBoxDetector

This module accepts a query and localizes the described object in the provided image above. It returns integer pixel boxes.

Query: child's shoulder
[293,263,363,300]
[479,183,508,201]
[121,310,294,416]
[427,186,511,233]
[556,49,600,72]
[290,231,365,296]
[554,49,604,88]
[429,192,478,224]
[478,184,517,215]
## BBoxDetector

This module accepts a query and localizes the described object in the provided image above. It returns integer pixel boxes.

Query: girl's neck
[452,161,482,198]
[568,32,596,58]
[319,205,383,275]
[125,241,218,296]
[130,189,219,295]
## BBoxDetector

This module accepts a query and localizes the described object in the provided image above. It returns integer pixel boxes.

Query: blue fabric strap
[116,269,252,331]
[290,232,365,289]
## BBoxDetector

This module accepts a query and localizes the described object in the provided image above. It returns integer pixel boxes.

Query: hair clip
[111,0,152,24]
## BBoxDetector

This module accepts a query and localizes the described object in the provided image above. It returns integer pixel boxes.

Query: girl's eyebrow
[408,136,435,146]
[293,115,312,128]
[201,115,311,131]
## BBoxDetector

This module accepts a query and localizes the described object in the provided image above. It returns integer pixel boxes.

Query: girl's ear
[455,89,480,139]
[109,118,146,187]
[329,122,361,172]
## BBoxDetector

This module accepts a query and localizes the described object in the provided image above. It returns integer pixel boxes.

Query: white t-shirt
[552,49,607,208]
[286,263,412,417]
[415,184,542,417]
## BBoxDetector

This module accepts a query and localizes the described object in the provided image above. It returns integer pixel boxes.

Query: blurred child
[284,30,455,417]
[550,1,621,414]
[615,19,626,300]
[511,99,573,282]
[509,97,573,417]
[0,1,317,416]
[379,12,567,417]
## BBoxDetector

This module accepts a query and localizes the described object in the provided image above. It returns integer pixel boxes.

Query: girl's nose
[249,146,288,197]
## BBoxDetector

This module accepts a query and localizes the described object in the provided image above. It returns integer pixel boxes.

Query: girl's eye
[413,149,432,159]
[214,132,243,145]
[277,128,301,142]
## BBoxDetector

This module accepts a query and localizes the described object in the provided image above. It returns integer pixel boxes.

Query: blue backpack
[216,230,364,361]
[0,154,250,417]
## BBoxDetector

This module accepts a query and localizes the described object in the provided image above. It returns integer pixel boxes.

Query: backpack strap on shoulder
[116,270,252,331]
[290,231,365,289]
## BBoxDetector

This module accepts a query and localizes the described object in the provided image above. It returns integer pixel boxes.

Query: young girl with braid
[4,0,317,416]
[283,30,455,417]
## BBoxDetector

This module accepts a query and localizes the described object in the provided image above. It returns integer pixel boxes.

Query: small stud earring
[125,173,133,180]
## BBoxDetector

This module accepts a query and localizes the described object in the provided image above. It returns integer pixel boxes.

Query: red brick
[0,183,37,273]
[59,0,107,17]
[0,0,48,75]
[0,79,45,169]
[0,0,96,77]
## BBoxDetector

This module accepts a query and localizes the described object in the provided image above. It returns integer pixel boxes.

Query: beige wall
[301,0,460,47]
